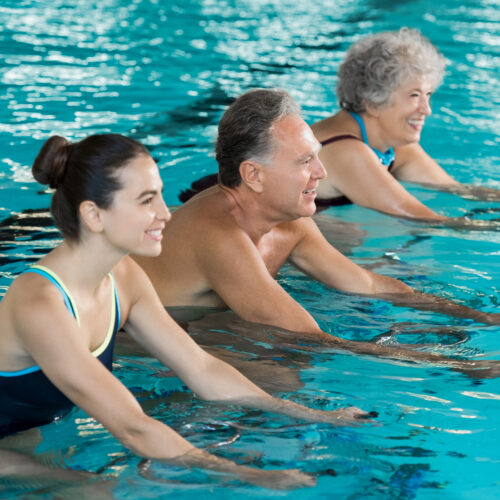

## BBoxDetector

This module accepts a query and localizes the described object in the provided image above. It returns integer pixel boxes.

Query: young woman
[311,27,500,226]
[0,134,370,489]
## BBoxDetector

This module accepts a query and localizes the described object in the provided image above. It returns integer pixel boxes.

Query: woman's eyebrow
[136,189,158,200]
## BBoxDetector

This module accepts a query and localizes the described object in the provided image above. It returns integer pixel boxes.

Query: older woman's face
[376,78,433,147]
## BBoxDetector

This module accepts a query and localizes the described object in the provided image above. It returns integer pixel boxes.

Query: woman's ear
[239,160,264,194]
[79,201,104,233]
[364,101,381,118]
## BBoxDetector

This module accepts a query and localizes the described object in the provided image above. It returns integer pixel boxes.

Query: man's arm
[180,223,500,375]
[123,257,372,424]
[375,290,500,326]
[187,311,500,380]
[195,225,323,333]
[290,218,500,326]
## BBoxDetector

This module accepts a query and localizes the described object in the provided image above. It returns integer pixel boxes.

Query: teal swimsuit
[0,265,121,437]
[317,111,396,207]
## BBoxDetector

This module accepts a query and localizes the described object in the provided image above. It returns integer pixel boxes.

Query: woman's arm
[318,139,446,219]
[10,274,313,489]
[319,141,500,229]
[392,143,458,185]
[394,143,500,202]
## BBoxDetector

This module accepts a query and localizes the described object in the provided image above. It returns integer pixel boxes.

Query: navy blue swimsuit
[317,111,396,207]
[0,265,121,438]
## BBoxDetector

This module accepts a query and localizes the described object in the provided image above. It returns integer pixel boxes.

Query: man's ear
[239,160,264,194]
[79,201,104,233]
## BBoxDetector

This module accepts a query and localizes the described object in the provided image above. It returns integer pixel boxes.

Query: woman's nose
[157,198,171,222]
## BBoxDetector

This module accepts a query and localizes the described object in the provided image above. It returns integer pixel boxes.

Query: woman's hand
[166,448,316,490]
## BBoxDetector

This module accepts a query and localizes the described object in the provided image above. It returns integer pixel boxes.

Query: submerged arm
[431,184,500,203]
[124,259,373,424]
[327,335,500,379]
[373,289,500,326]
[291,218,500,321]
[187,311,500,380]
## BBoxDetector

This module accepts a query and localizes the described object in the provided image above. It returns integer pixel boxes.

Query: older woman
[311,28,500,224]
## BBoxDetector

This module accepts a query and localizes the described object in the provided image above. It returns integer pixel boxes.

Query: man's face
[260,114,326,220]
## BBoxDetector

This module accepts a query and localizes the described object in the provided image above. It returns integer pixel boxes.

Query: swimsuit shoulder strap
[23,265,80,326]
[348,111,369,144]
[110,273,121,334]
[320,134,362,147]
[348,111,395,167]
[0,265,81,377]
[92,272,121,357]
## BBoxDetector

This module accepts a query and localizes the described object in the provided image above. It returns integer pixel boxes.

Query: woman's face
[99,154,170,257]
[375,77,433,147]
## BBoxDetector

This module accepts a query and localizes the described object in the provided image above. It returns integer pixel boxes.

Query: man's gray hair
[216,88,301,188]
[337,27,446,113]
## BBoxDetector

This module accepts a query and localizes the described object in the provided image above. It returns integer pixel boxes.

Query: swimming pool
[1,0,499,497]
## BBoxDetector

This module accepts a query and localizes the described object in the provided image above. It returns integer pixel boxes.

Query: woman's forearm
[123,416,315,490]
[185,353,373,424]
[161,448,315,489]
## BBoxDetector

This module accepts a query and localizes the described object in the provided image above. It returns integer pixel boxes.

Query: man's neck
[219,185,284,243]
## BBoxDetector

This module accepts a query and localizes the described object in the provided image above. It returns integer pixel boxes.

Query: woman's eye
[142,197,153,205]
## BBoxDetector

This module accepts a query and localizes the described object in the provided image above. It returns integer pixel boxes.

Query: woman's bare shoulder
[311,111,359,142]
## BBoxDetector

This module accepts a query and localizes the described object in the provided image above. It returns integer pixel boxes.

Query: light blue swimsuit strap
[26,265,121,352]
[348,111,395,167]
[0,265,119,377]
[24,265,80,324]
[0,265,79,377]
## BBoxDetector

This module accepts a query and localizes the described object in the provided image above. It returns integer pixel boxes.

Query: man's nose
[312,156,327,180]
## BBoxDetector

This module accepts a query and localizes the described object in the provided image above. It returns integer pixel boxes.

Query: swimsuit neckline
[30,265,117,357]
[348,111,395,167]
[0,265,119,377]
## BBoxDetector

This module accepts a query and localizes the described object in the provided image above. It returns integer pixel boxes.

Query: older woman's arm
[319,141,500,230]
[394,143,500,202]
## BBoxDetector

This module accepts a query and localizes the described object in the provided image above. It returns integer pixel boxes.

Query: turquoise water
[1,0,500,498]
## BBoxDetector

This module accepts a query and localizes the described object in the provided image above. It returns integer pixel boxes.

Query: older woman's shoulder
[311,111,359,144]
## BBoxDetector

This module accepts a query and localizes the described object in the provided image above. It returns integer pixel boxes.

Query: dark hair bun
[32,136,72,188]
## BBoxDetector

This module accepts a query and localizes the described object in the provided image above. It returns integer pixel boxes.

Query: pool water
[1,0,500,498]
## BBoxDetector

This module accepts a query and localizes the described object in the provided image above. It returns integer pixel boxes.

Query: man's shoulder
[279,216,317,233]
[171,194,242,239]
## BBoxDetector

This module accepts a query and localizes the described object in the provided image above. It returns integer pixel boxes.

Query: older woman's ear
[363,101,380,118]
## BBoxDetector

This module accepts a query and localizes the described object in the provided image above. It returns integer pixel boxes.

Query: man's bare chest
[256,230,297,278]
